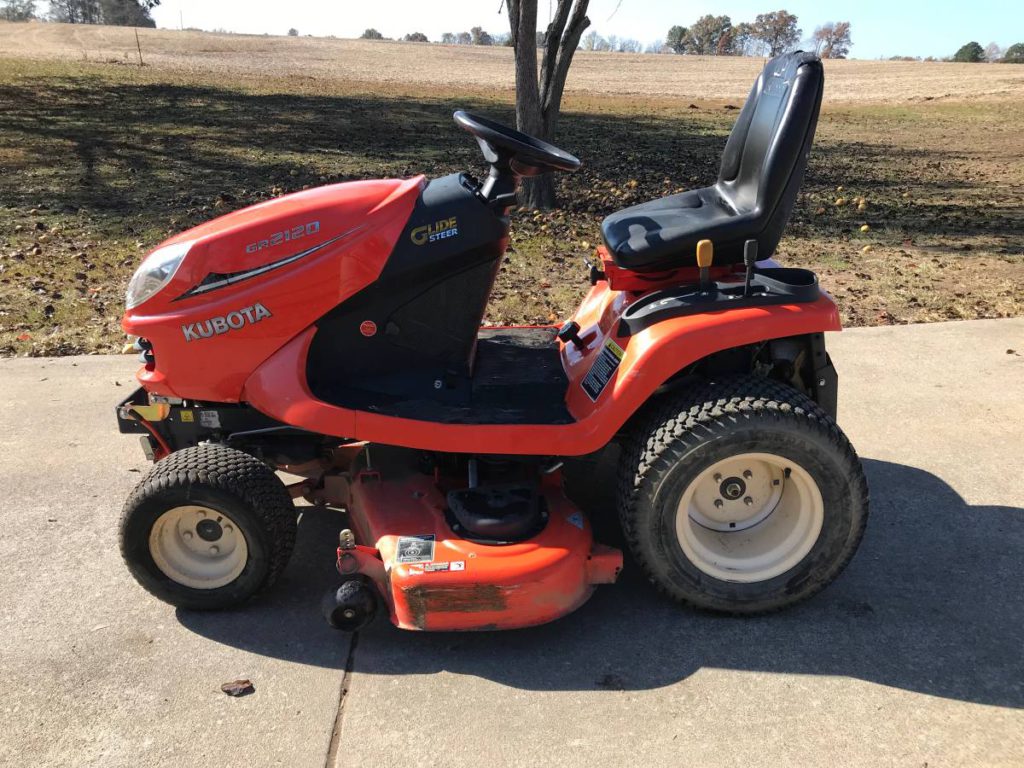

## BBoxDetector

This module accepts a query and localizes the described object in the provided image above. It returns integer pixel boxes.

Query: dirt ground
[0,24,1021,356]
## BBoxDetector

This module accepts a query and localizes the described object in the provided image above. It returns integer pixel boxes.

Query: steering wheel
[453,111,581,177]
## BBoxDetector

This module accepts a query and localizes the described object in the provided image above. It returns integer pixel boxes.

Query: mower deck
[339,447,621,631]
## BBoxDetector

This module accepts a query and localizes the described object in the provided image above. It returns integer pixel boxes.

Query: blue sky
[150,0,1022,60]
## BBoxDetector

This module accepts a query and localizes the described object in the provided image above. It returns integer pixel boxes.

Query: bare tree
[732,21,757,56]
[754,10,801,56]
[813,21,852,59]
[455,31,472,45]
[984,42,1003,62]
[505,0,590,209]
[440,32,456,44]
[581,29,604,51]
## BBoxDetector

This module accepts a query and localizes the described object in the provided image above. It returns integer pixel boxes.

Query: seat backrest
[717,51,824,257]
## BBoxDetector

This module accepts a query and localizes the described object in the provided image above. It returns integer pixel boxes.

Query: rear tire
[618,376,868,614]
[119,444,297,610]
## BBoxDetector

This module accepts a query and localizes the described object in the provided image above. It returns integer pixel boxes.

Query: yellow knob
[696,239,714,268]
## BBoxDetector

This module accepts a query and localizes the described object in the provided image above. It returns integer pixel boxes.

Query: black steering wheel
[454,110,581,177]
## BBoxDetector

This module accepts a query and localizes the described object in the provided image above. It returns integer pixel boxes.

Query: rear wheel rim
[675,452,824,583]
[148,505,248,589]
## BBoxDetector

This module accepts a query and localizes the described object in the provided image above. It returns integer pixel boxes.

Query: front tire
[619,376,868,614]
[119,444,297,610]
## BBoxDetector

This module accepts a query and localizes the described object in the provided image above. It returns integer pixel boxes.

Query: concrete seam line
[326,632,360,768]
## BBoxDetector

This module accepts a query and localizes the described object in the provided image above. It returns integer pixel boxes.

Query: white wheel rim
[675,452,824,583]
[148,506,248,589]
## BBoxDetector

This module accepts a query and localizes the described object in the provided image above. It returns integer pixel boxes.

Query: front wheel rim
[148,505,249,589]
[675,452,824,583]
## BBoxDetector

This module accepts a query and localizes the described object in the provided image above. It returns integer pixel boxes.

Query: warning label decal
[581,339,625,401]
[396,535,436,564]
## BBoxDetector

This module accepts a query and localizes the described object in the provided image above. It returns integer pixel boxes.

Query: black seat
[601,51,824,272]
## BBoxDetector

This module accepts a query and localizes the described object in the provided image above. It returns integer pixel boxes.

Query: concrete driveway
[1,318,1022,768]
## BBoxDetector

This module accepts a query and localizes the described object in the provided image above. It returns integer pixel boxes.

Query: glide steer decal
[182,303,272,342]
[410,217,458,245]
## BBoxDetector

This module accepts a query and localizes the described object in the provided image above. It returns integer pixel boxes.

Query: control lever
[696,239,714,293]
[557,320,585,350]
[743,239,758,297]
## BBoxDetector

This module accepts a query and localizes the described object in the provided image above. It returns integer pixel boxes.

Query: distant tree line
[0,0,159,26]
[361,9,850,59]
[952,41,1024,63]
[658,11,849,58]
[888,41,1023,63]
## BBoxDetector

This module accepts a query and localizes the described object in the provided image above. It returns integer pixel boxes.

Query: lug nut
[183,531,193,540]
[743,496,753,506]
[224,524,233,533]
[714,499,724,508]
[713,473,722,482]
[209,545,220,555]
[743,470,753,479]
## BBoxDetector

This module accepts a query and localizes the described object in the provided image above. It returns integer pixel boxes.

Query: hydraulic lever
[696,239,714,293]
[743,239,758,297]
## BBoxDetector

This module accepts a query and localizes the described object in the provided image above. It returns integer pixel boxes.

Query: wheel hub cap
[148,506,248,589]
[196,519,223,542]
[676,453,824,583]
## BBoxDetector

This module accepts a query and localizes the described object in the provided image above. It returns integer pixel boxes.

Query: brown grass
[2,21,1024,103]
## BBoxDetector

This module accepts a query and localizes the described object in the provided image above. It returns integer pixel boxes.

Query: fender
[241,280,841,456]
[562,280,842,429]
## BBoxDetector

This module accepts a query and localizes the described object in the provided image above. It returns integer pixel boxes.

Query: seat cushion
[601,186,758,270]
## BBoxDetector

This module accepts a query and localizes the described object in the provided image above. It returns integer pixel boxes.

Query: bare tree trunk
[507,0,590,210]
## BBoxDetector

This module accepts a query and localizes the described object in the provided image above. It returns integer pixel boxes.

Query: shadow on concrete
[176,506,353,669]
[178,458,1024,708]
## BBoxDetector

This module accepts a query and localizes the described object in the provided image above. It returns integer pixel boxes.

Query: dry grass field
[3,23,1024,102]
[0,22,1021,356]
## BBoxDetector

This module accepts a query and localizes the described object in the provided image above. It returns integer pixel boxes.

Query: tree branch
[542,0,590,135]
[539,0,572,106]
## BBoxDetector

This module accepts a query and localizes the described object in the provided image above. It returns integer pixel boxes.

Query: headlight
[125,241,191,310]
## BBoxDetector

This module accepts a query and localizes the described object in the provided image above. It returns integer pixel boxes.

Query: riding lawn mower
[115,51,868,632]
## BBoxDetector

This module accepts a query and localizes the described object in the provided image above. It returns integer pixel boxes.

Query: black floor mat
[315,327,573,425]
